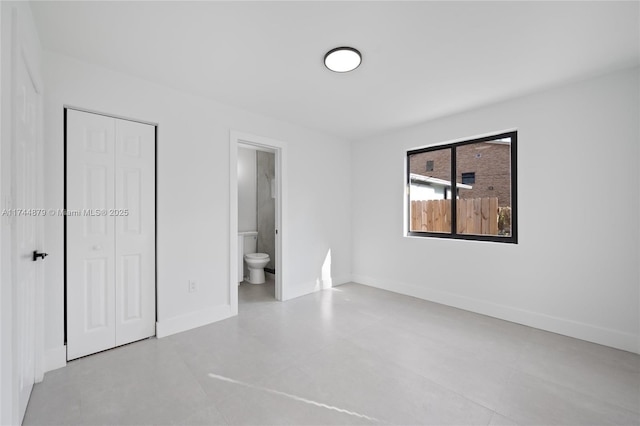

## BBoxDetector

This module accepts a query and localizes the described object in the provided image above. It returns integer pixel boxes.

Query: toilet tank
[240,231,258,254]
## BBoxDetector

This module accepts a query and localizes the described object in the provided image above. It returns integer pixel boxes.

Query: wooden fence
[411,197,508,235]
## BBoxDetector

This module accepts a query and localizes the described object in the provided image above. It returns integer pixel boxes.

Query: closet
[66,109,156,360]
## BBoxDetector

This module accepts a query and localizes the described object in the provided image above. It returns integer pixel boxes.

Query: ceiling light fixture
[324,47,362,73]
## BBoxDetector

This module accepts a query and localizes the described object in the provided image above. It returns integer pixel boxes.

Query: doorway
[238,145,276,305]
[229,132,286,314]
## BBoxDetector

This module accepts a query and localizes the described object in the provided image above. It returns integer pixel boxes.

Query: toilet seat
[245,253,269,260]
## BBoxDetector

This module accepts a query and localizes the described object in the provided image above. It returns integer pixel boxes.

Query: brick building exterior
[409,141,511,207]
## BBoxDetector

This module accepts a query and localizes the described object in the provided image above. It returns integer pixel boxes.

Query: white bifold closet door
[66,109,155,361]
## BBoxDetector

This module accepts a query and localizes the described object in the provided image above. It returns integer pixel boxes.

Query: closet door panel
[66,109,117,360]
[114,119,156,345]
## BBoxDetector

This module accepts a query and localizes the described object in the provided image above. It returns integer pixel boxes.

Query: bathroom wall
[257,151,276,271]
[237,147,257,232]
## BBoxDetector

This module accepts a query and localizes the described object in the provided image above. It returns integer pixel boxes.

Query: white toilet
[238,231,270,284]
[244,253,270,284]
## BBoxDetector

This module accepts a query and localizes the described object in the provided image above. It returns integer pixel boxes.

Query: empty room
[1,1,638,425]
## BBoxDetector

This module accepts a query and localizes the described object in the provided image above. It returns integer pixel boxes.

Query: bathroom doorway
[229,132,286,314]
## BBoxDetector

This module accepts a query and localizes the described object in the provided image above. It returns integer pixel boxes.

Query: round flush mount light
[324,47,362,73]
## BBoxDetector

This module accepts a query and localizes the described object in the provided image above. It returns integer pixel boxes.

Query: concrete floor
[24,279,639,425]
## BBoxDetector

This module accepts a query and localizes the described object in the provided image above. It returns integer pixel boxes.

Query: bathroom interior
[237,145,277,304]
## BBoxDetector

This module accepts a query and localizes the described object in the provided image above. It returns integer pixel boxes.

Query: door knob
[32,251,48,261]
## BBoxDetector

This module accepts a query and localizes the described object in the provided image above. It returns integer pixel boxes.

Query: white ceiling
[31,1,639,141]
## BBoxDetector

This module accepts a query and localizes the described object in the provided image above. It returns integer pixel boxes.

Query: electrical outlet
[188,280,197,293]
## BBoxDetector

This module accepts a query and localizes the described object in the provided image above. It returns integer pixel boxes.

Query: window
[425,160,434,172]
[407,131,517,243]
[461,172,475,184]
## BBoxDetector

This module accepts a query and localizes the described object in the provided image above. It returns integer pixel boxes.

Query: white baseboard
[156,304,234,338]
[352,274,639,354]
[44,346,67,373]
[283,274,353,301]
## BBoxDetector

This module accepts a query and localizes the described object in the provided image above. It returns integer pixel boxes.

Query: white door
[66,110,155,360]
[114,119,155,346]
[66,110,117,360]
[14,50,39,421]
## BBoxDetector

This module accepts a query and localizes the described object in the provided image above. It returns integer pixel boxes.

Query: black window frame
[406,131,518,244]
[461,172,475,184]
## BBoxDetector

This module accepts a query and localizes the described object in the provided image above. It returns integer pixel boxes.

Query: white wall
[43,52,352,368]
[410,183,445,201]
[352,67,640,353]
[237,147,257,232]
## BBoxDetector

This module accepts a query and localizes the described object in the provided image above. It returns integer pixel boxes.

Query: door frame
[63,106,158,359]
[229,131,287,311]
